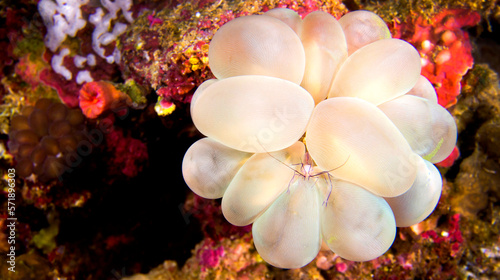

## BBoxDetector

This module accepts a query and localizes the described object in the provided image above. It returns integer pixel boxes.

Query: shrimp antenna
[313,155,351,177]
[322,172,335,206]
[313,155,350,207]
[257,140,303,176]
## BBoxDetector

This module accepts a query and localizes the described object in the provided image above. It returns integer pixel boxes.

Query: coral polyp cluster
[183,8,457,269]
[8,98,85,181]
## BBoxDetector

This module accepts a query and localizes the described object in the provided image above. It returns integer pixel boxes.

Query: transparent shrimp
[260,143,349,206]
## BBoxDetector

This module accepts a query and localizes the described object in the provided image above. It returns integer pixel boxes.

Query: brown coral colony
[8,98,85,181]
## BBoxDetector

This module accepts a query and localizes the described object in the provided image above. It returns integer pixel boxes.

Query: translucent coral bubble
[66,109,85,126]
[29,109,49,137]
[33,159,45,176]
[6,141,19,155]
[21,106,34,117]
[385,157,442,227]
[17,144,35,158]
[10,115,31,131]
[264,8,303,34]
[339,10,391,55]
[41,136,61,156]
[299,11,348,103]
[190,79,217,113]
[47,102,69,121]
[34,98,53,110]
[378,95,457,163]
[191,75,314,153]
[208,15,305,84]
[13,130,39,146]
[182,137,252,199]
[222,142,304,226]
[49,120,72,138]
[16,158,34,178]
[58,135,79,153]
[31,146,47,166]
[252,172,321,269]
[405,75,438,104]
[328,39,421,105]
[43,156,64,179]
[319,179,396,261]
[306,97,418,197]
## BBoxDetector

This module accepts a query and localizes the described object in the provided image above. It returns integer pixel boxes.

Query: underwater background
[0,0,499,279]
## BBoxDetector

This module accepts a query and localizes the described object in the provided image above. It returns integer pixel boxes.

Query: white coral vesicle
[338,10,392,55]
[319,178,396,262]
[182,8,457,269]
[385,157,443,227]
[406,75,439,103]
[208,14,306,84]
[298,11,348,103]
[191,75,315,153]
[182,137,252,199]
[328,38,422,104]
[378,94,457,162]
[222,142,305,226]
[253,172,322,269]
[306,97,418,197]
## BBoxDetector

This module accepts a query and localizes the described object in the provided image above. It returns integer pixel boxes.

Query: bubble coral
[8,98,85,181]
[182,8,457,269]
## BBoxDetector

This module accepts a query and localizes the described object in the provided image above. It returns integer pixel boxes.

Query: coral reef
[123,233,269,280]
[392,9,481,108]
[35,0,133,107]
[451,64,500,217]
[181,193,252,240]
[104,126,148,178]
[0,0,499,279]
[353,0,498,23]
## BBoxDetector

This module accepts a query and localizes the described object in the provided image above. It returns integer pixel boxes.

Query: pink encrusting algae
[392,9,481,108]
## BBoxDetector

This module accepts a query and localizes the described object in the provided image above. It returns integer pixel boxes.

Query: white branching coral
[38,0,89,53]
[38,0,133,82]
[182,8,457,269]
